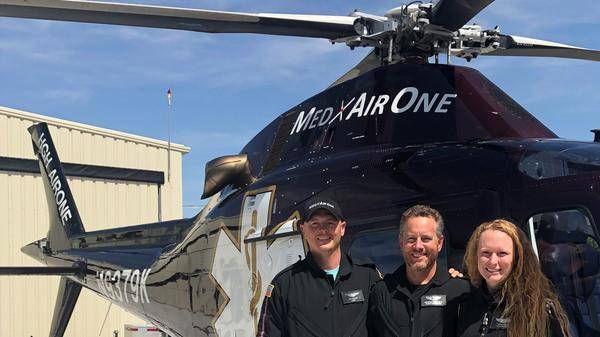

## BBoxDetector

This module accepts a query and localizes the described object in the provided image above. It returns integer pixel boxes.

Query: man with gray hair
[368,205,470,337]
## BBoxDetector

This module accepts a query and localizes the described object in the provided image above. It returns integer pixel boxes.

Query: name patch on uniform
[340,289,364,304]
[491,317,510,329]
[421,295,447,307]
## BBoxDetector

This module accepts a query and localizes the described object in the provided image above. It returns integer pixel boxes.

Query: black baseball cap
[302,197,344,222]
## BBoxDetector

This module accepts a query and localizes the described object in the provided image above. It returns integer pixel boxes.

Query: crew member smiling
[257,197,380,337]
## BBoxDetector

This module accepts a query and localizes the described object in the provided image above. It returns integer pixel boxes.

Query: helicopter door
[244,218,306,293]
[189,189,306,336]
[528,209,600,337]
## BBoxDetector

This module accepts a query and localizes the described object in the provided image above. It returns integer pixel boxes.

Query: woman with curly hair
[457,219,571,337]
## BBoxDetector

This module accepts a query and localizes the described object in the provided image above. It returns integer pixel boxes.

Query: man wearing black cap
[256,197,381,337]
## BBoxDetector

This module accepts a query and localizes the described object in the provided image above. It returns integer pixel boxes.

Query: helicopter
[1,0,600,337]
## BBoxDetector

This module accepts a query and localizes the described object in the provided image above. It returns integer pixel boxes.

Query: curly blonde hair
[463,219,571,337]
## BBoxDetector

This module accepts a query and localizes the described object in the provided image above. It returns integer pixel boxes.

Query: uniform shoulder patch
[266,284,275,298]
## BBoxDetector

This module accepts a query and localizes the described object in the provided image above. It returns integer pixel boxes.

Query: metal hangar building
[0,106,190,337]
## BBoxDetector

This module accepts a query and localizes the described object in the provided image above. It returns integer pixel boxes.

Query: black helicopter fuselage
[16,63,600,337]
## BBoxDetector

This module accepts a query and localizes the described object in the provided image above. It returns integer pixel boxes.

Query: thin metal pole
[158,184,162,221]
[167,89,172,182]
[98,302,112,337]
[388,35,394,63]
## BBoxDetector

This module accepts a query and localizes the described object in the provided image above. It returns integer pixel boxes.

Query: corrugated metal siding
[0,107,189,337]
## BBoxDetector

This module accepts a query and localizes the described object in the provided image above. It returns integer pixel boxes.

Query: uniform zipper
[409,299,415,337]
[324,274,335,310]
[324,289,335,309]
[480,312,490,337]
[326,274,336,336]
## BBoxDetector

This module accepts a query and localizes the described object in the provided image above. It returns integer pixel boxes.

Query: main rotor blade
[486,35,600,62]
[0,0,358,39]
[431,0,494,32]
[328,49,382,88]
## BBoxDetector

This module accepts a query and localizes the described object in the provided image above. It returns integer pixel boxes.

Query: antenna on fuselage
[166,89,173,182]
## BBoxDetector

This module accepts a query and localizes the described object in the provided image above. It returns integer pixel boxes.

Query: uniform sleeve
[256,282,287,337]
[369,265,383,289]
[367,281,384,337]
[546,301,568,337]
[457,278,473,302]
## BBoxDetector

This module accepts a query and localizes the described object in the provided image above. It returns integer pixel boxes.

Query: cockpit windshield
[519,141,600,179]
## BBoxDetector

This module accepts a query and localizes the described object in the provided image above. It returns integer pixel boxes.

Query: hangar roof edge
[0,106,190,154]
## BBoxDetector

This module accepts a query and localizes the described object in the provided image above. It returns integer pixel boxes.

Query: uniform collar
[392,262,448,291]
[430,262,450,286]
[305,251,353,278]
[482,283,503,306]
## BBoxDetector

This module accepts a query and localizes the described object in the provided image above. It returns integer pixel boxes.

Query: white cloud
[174,129,255,152]
[0,36,74,63]
[42,89,93,104]
[484,0,600,34]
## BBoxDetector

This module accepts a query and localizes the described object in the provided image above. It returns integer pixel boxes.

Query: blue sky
[0,0,598,217]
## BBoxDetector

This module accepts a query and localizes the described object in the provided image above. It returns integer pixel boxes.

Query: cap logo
[308,201,335,210]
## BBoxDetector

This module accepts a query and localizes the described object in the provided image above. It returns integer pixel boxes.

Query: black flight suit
[256,252,381,337]
[369,264,470,337]
[457,286,567,337]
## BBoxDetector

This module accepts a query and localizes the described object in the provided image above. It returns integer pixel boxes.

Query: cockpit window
[519,141,600,179]
[349,229,403,275]
[529,209,600,336]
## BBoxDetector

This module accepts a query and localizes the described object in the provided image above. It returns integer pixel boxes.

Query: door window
[529,209,600,337]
